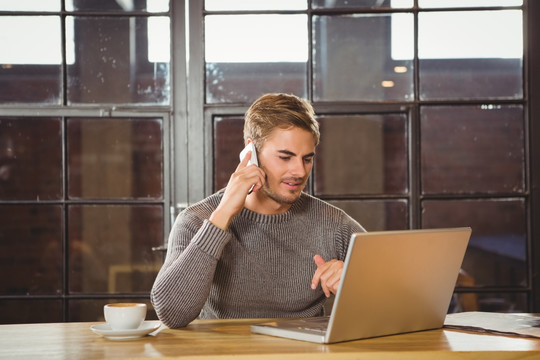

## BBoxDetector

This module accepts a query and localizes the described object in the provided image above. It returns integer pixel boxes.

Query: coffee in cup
[104,303,147,330]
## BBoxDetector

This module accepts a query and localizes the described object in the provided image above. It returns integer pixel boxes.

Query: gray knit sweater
[150,191,365,328]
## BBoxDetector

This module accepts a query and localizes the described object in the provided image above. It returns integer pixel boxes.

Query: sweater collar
[240,192,308,224]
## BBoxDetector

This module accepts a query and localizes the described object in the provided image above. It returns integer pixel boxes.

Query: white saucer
[90,320,162,340]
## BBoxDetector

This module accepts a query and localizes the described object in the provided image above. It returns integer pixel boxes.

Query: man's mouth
[282,178,304,190]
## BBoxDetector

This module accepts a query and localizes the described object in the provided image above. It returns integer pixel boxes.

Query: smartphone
[239,142,258,167]
[239,142,258,194]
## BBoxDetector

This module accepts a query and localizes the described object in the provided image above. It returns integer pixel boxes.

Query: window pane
[205,15,307,103]
[419,10,523,100]
[0,299,62,324]
[205,0,306,10]
[66,16,170,104]
[0,118,62,200]
[213,116,245,192]
[313,14,414,102]
[68,205,163,294]
[206,63,306,104]
[0,205,62,295]
[419,0,522,8]
[422,199,527,287]
[314,114,408,196]
[0,0,59,12]
[454,292,527,313]
[67,118,163,200]
[68,298,158,322]
[329,200,408,231]
[313,0,413,8]
[0,16,61,103]
[421,105,525,195]
[65,0,169,12]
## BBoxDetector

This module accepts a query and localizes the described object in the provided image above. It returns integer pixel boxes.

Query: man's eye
[279,156,291,161]
[304,157,313,163]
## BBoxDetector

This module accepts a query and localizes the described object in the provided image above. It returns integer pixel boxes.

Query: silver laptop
[251,227,471,344]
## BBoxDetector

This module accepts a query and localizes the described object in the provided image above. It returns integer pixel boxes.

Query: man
[151,93,365,328]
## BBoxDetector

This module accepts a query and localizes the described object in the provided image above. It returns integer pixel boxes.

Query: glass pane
[67,118,163,200]
[68,205,164,294]
[313,14,414,102]
[66,16,170,104]
[478,292,527,313]
[0,118,62,200]
[213,116,245,192]
[419,0,522,8]
[450,292,527,313]
[314,114,408,196]
[421,105,525,195]
[68,298,158,322]
[0,299,62,324]
[329,200,408,231]
[422,199,527,287]
[0,0,59,12]
[419,10,523,100]
[66,0,169,12]
[0,16,61,103]
[313,0,413,8]
[205,0,306,10]
[205,15,307,103]
[0,205,62,295]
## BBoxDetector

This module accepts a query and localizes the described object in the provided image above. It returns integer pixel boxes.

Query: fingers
[234,151,265,194]
[311,254,325,289]
[324,267,342,295]
[313,254,326,267]
[242,166,265,194]
[311,254,329,296]
[311,255,344,298]
[236,150,253,171]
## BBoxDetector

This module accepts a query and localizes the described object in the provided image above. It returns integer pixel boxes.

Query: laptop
[251,227,471,344]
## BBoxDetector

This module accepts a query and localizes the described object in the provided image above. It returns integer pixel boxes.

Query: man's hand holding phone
[239,142,258,167]
[239,142,258,194]
[209,141,265,231]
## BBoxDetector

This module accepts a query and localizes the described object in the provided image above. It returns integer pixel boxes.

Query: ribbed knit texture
[150,191,366,328]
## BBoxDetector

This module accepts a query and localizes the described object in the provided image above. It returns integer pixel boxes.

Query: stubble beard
[260,177,306,205]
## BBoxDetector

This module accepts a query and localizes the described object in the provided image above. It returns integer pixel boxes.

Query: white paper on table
[444,312,540,338]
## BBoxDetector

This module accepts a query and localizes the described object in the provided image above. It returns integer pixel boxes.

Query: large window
[0,0,171,323]
[207,0,531,313]
[1,0,539,323]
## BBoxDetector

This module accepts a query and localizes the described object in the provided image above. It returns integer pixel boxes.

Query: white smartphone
[239,142,258,194]
[239,142,258,167]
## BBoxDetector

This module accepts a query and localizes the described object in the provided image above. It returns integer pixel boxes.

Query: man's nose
[290,158,307,177]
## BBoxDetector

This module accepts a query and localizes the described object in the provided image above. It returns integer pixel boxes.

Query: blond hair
[243,93,320,151]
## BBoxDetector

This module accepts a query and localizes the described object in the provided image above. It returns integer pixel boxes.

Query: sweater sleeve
[150,213,231,328]
[335,212,367,261]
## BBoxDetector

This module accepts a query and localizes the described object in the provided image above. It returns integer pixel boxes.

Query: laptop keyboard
[297,316,330,333]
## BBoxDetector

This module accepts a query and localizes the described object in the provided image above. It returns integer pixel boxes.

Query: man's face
[257,127,316,205]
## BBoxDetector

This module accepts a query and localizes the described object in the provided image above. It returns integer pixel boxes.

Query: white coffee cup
[104,303,147,330]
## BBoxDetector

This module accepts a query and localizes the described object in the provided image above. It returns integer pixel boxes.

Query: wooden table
[1,318,539,360]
